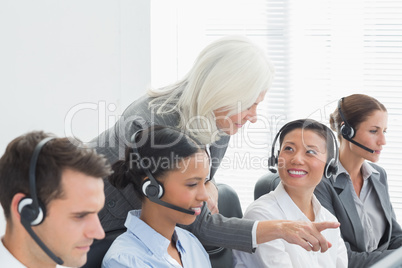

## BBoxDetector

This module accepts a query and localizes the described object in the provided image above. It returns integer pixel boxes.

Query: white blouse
[233,182,348,268]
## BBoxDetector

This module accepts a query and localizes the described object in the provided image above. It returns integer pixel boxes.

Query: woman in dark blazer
[91,35,339,255]
[315,94,402,268]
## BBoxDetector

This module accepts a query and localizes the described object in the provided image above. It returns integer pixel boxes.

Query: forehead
[165,152,209,179]
[281,129,327,149]
[52,169,104,208]
[361,110,388,126]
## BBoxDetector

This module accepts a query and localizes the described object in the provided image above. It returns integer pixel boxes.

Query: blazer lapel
[209,135,230,179]
[369,173,392,249]
[332,174,367,250]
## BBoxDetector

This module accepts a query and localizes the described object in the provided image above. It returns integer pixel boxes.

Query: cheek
[236,111,248,121]
[311,159,326,174]
[176,189,194,202]
[164,185,192,202]
[215,118,228,129]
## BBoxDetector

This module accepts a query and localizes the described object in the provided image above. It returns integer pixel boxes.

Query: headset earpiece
[268,130,282,173]
[338,98,355,139]
[18,197,45,226]
[142,179,164,199]
[268,155,277,173]
[324,158,338,179]
[340,124,355,139]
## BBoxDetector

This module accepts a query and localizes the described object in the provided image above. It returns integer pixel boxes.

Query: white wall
[0,0,150,235]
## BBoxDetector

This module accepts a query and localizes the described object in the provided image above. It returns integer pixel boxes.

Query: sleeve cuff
[252,220,259,251]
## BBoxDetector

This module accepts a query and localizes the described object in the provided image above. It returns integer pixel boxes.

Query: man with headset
[0,131,112,267]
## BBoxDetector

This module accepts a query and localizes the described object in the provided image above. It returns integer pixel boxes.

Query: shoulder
[244,193,280,220]
[175,227,204,247]
[121,95,181,127]
[102,251,147,268]
[106,231,148,256]
[315,178,335,193]
[103,232,150,267]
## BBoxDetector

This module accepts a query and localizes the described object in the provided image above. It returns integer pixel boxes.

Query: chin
[64,255,87,268]
[179,217,197,226]
[368,156,380,163]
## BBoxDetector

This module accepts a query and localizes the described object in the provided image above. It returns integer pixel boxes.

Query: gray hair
[148,35,275,144]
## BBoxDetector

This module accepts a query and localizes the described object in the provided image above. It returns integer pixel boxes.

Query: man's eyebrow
[71,211,96,217]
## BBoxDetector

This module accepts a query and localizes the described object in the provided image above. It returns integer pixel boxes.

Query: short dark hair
[109,125,203,201]
[0,131,112,219]
[330,94,387,141]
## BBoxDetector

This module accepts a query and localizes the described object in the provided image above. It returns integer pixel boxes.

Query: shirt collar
[124,210,185,256]
[272,182,322,221]
[332,159,379,183]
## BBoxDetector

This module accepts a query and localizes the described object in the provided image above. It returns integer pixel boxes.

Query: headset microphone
[18,137,64,265]
[338,98,375,154]
[20,216,63,265]
[132,130,196,215]
[341,135,375,154]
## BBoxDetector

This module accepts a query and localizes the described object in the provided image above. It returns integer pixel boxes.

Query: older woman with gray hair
[91,35,339,256]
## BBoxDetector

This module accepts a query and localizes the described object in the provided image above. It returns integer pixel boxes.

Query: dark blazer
[315,162,402,268]
[90,95,255,252]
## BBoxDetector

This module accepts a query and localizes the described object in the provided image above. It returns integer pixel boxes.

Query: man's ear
[10,193,27,223]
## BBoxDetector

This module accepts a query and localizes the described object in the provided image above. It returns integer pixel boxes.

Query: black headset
[130,129,195,215]
[268,120,339,179]
[131,130,164,199]
[337,98,375,153]
[17,137,64,265]
[338,98,355,139]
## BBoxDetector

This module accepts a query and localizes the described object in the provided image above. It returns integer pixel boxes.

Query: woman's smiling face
[278,129,328,192]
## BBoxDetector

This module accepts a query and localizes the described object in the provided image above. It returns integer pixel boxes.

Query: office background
[1,0,401,235]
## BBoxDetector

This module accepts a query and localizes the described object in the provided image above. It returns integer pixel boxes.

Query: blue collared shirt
[102,210,211,268]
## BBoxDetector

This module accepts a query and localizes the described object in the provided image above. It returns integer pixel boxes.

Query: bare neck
[285,187,315,222]
[3,224,56,268]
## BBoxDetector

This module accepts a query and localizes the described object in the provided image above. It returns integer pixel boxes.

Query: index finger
[313,221,340,232]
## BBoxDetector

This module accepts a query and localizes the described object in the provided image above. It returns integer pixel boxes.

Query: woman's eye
[370,130,377,134]
[306,149,317,155]
[283,146,293,152]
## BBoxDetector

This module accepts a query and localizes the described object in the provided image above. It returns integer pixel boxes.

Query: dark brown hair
[109,125,203,201]
[0,131,112,219]
[330,94,387,141]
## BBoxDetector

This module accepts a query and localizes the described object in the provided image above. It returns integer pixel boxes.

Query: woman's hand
[257,220,340,252]
[205,181,219,215]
